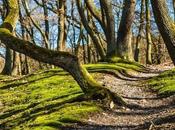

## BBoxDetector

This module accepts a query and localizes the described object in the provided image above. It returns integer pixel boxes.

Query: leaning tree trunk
[116,0,136,61]
[0,0,125,107]
[151,0,175,65]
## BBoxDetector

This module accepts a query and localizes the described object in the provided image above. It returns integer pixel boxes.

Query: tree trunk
[19,1,30,75]
[134,0,145,62]
[1,48,12,75]
[151,0,175,65]
[1,0,13,75]
[42,0,50,48]
[116,0,136,61]
[99,0,116,58]
[82,39,86,64]
[87,35,92,63]
[57,0,67,51]
[11,51,21,75]
[157,35,163,64]
[145,0,152,64]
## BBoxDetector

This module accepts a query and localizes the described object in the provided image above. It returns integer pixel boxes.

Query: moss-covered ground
[148,68,175,96]
[0,61,174,130]
[0,69,99,130]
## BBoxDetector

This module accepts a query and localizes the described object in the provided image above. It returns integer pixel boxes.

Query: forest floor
[0,61,175,130]
[64,63,175,130]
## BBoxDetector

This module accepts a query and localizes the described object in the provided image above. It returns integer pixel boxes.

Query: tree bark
[145,0,152,64]
[57,0,67,51]
[134,0,145,62]
[87,36,92,63]
[151,0,175,65]
[1,48,12,75]
[1,0,14,75]
[42,0,50,47]
[99,0,116,58]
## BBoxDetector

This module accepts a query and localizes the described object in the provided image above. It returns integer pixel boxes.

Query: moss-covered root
[79,65,126,108]
[105,56,145,69]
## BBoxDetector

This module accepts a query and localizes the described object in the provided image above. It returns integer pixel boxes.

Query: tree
[1,0,21,75]
[42,0,50,48]
[151,0,175,65]
[134,0,145,62]
[116,0,136,61]
[56,0,67,51]
[0,0,125,107]
[1,0,13,75]
[145,0,152,64]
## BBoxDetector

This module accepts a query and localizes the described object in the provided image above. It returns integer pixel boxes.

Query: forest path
[67,66,175,130]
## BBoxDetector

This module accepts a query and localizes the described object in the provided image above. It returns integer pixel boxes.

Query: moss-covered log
[0,0,125,107]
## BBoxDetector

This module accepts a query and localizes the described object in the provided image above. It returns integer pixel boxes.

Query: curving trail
[66,68,175,130]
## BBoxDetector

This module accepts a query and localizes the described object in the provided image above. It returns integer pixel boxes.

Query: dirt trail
[67,67,175,130]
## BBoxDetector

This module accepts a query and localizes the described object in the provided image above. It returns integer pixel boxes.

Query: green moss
[0,69,100,130]
[106,57,145,68]
[0,28,11,35]
[85,61,145,77]
[80,65,101,89]
[148,68,175,96]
